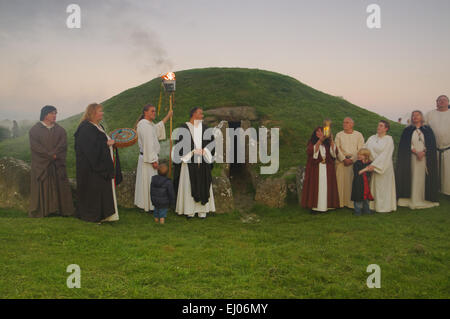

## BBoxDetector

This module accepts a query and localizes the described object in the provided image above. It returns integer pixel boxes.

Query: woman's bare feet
[160,218,165,224]
[154,218,159,223]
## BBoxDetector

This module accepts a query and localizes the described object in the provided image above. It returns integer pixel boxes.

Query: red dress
[301,142,340,209]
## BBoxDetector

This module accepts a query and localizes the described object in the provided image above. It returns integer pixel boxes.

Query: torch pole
[169,92,173,178]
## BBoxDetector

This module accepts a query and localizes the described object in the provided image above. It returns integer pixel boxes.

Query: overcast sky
[1,0,449,122]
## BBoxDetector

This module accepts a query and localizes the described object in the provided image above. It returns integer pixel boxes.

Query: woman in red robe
[301,126,340,212]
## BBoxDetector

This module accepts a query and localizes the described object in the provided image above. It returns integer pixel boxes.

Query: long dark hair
[134,104,155,129]
[309,126,329,146]
[189,107,201,119]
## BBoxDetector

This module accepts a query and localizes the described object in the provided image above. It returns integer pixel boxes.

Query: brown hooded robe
[29,122,74,217]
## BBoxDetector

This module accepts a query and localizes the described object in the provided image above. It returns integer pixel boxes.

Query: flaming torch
[161,72,175,177]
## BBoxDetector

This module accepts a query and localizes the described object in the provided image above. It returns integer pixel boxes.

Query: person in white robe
[425,95,450,195]
[334,117,365,208]
[134,105,172,212]
[365,120,397,213]
[173,107,215,218]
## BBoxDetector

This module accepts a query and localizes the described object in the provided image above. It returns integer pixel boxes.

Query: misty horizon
[1,0,449,123]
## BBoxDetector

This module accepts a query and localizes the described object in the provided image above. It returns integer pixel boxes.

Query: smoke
[0,0,175,121]
[128,27,173,75]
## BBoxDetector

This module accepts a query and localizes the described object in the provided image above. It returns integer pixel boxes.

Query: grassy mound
[0,67,404,177]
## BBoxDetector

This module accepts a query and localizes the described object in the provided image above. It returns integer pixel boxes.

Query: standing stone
[0,157,31,211]
[296,166,306,206]
[115,170,137,208]
[254,177,287,208]
[212,175,234,213]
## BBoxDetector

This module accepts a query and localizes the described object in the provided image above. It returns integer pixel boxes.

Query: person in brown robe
[301,126,340,212]
[29,105,74,218]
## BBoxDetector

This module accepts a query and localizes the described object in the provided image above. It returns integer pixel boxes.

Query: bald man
[425,95,450,195]
[334,117,365,208]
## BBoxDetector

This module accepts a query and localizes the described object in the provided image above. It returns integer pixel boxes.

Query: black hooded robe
[74,120,122,222]
[396,125,439,203]
[173,122,215,205]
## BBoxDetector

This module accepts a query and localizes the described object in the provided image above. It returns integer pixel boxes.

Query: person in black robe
[172,107,215,218]
[396,110,439,206]
[74,103,122,223]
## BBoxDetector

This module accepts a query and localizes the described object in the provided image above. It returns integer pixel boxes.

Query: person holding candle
[301,126,340,213]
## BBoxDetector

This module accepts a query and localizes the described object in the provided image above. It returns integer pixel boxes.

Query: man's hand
[107,139,115,147]
[193,149,203,155]
[417,151,426,161]
[152,162,158,169]
[52,154,57,160]
[367,165,375,172]
[162,110,173,124]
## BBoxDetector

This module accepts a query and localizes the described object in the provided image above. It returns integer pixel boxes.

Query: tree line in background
[0,120,34,142]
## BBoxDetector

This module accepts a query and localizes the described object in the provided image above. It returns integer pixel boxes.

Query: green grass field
[0,68,446,299]
[1,196,448,299]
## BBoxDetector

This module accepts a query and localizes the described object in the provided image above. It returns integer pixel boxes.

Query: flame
[161,72,175,81]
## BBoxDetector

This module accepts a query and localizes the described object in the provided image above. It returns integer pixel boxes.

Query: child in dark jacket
[351,148,374,215]
[150,163,175,224]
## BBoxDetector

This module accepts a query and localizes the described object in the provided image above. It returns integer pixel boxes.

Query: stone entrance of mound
[204,106,258,212]
[203,106,258,170]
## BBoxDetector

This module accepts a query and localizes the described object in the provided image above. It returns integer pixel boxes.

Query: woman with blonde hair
[74,103,122,223]
[351,148,374,215]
